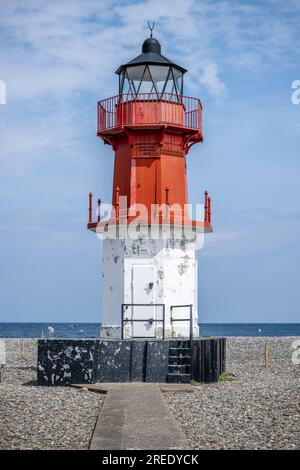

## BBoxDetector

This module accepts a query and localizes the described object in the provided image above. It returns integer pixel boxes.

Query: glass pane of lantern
[138,66,156,95]
[126,65,146,81]
[176,76,183,95]
[172,68,183,95]
[122,73,133,95]
[139,80,155,94]
[126,65,146,94]
[172,67,182,79]
[122,70,138,101]
[164,72,176,96]
[122,78,130,94]
[148,65,170,94]
[149,65,170,82]
[119,73,124,94]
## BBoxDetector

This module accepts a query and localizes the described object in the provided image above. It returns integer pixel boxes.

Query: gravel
[0,340,103,450]
[165,337,300,449]
[1,337,299,450]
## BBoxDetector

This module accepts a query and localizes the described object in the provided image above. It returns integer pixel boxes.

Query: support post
[190,304,193,380]
[97,198,101,223]
[264,342,269,368]
[165,187,169,206]
[121,304,124,340]
[189,304,193,342]
[89,192,93,224]
[207,196,211,224]
[204,190,208,223]
[165,187,169,220]
[116,187,120,223]
[162,304,165,340]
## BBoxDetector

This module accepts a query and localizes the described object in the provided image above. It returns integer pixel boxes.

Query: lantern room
[116,36,185,101]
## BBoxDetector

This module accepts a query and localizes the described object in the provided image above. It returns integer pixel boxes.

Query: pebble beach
[0,337,299,450]
[0,340,104,450]
[166,337,300,450]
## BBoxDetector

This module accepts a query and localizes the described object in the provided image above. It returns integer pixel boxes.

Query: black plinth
[37,338,226,386]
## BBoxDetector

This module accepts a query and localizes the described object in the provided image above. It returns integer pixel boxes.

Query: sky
[0,0,300,323]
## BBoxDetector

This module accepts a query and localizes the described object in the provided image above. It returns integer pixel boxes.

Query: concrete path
[89,383,189,450]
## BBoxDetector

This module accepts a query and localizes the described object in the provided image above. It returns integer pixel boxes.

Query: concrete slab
[159,383,194,393]
[89,383,189,450]
[71,382,194,394]
[71,383,108,394]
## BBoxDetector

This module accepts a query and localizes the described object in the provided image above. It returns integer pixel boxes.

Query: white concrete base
[100,226,200,339]
[100,325,122,339]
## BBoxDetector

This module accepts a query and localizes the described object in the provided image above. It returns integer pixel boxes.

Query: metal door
[131,265,156,337]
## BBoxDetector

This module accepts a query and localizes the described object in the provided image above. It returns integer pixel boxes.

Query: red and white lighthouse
[88,33,212,339]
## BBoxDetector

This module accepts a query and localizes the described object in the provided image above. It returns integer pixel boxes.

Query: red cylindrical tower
[89,35,211,230]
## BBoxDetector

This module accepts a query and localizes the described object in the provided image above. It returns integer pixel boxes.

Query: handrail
[121,303,165,340]
[97,93,202,133]
[170,304,193,342]
[87,191,212,227]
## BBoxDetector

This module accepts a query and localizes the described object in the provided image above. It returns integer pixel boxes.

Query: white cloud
[1,0,300,175]
[198,61,227,98]
[1,0,299,101]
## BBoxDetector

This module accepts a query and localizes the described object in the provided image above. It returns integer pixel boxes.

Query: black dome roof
[115,36,187,75]
[142,37,161,54]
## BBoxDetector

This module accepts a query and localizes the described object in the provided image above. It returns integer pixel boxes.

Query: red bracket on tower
[183,132,203,155]
[89,192,93,224]
[97,198,101,222]
[116,187,120,223]
[204,190,211,224]
[165,187,170,206]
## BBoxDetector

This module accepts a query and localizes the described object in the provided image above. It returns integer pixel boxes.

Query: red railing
[204,191,211,224]
[88,190,211,227]
[97,93,202,133]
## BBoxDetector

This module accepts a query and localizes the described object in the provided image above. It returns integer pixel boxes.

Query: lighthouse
[88,31,212,340]
[37,32,225,388]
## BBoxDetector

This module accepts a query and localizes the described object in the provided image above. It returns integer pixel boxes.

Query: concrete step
[169,340,191,348]
[168,364,191,374]
[168,356,191,365]
[167,373,191,384]
[169,348,191,358]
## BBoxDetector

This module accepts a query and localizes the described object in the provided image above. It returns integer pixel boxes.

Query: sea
[0,323,299,338]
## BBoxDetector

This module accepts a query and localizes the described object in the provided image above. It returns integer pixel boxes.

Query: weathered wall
[192,338,227,383]
[101,226,199,338]
[37,340,99,385]
[37,338,226,386]
[101,238,125,335]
